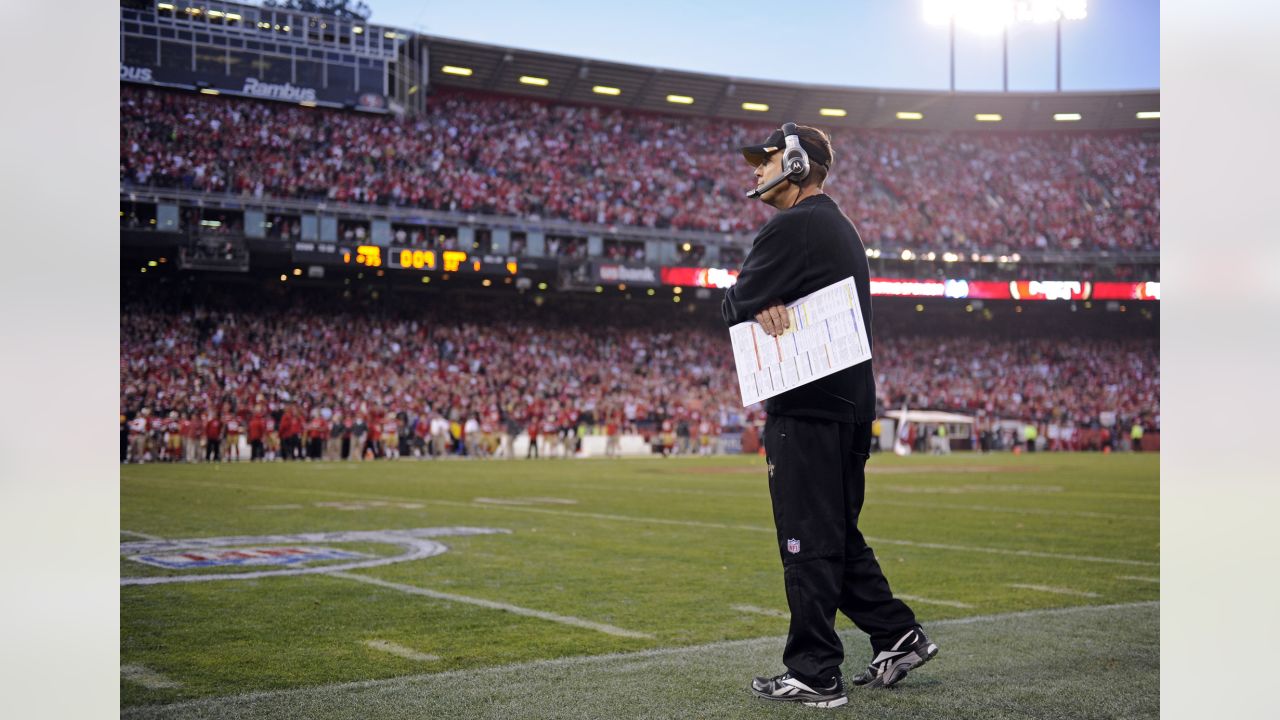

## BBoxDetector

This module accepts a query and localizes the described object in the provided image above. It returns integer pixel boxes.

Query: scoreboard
[291,243,528,276]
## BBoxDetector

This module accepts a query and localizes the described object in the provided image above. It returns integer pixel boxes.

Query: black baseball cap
[739,125,833,169]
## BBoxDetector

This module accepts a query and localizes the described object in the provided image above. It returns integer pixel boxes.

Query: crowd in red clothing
[875,335,1159,432]
[119,85,1158,254]
[119,290,1159,462]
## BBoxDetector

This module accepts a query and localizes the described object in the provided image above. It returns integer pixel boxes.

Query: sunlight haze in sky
[351,0,1158,91]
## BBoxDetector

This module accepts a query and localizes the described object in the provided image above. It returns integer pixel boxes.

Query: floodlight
[923,0,1087,33]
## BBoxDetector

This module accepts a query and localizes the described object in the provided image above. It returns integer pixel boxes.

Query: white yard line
[896,593,975,609]
[328,571,652,640]
[1007,583,1101,598]
[731,604,789,618]
[123,601,1158,717]
[866,537,1157,567]
[121,664,182,689]
[1116,575,1160,583]
[120,530,165,541]
[870,498,1157,522]
[128,479,1157,567]
[362,640,440,663]
[567,484,1154,522]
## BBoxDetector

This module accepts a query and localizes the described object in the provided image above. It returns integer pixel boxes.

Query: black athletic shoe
[750,671,848,708]
[851,626,939,689]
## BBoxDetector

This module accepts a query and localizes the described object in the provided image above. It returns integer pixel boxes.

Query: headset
[745,122,810,200]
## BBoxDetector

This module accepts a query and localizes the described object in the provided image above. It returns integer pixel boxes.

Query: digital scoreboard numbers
[342,245,383,267]
[387,248,469,272]
[293,243,520,275]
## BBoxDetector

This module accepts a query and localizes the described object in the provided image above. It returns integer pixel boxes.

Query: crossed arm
[721,216,805,337]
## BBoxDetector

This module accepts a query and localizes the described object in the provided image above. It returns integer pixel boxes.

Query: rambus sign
[242,78,318,103]
[120,65,153,82]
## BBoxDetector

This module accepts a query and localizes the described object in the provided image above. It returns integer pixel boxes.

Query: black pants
[205,439,221,462]
[308,437,324,459]
[764,414,918,683]
[250,439,264,461]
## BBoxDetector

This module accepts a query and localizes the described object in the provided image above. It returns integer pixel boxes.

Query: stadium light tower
[923,1,1088,92]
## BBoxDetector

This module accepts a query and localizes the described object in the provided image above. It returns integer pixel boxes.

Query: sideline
[122,600,1158,717]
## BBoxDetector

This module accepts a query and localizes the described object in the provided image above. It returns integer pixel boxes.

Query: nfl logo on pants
[786,538,801,554]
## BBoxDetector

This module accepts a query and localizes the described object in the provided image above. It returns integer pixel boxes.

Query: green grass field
[120,452,1159,718]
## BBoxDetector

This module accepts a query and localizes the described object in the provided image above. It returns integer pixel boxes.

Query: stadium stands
[118,286,1158,462]
[119,85,1158,255]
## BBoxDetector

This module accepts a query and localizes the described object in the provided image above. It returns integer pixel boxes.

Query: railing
[119,185,1161,264]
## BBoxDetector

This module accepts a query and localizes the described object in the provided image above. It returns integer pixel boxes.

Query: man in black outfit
[723,124,938,708]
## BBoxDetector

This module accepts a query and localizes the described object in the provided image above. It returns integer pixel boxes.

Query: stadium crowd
[119,294,1159,463]
[119,85,1159,255]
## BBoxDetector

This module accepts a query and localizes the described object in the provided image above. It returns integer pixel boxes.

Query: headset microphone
[745,169,792,200]
[745,122,810,199]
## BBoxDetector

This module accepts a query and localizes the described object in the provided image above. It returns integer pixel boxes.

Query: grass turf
[121,452,1159,716]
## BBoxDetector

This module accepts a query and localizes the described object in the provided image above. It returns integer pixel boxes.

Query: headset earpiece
[780,122,810,183]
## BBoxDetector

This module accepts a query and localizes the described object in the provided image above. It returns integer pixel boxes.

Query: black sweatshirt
[721,194,876,423]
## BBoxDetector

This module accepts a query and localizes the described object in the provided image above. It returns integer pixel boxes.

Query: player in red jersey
[224,407,243,462]
[363,410,383,460]
[247,408,267,461]
[307,410,328,460]
[204,410,224,462]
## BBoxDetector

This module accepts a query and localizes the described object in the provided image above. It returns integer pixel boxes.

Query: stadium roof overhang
[420,35,1159,132]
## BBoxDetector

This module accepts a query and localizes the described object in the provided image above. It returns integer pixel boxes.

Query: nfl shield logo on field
[786,538,801,554]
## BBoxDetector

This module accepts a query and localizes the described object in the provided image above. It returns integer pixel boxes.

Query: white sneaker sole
[803,695,849,708]
[869,642,939,689]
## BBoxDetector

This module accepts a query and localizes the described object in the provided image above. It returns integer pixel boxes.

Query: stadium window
[264,54,291,83]
[327,64,354,91]
[296,60,322,87]
[124,36,157,66]
[195,47,228,76]
[160,40,192,68]
[358,64,383,94]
